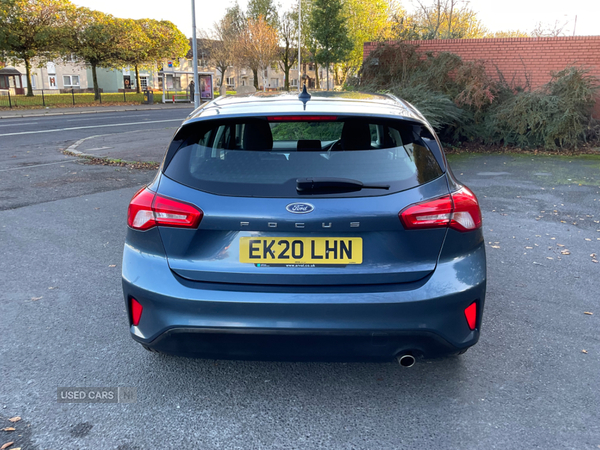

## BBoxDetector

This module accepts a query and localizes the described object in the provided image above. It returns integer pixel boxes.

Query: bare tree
[207,13,241,93]
[239,17,279,90]
[531,19,569,37]
[278,10,298,91]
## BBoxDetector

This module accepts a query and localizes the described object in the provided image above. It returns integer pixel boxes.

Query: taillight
[127,187,156,230]
[449,187,482,232]
[131,297,143,326]
[464,302,477,330]
[399,187,481,232]
[127,187,203,231]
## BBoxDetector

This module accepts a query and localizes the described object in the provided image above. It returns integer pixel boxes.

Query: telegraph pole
[191,0,200,109]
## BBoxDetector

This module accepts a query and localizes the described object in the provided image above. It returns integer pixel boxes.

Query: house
[16,60,91,92]
[0,67,24,94]
[87,66,155,92]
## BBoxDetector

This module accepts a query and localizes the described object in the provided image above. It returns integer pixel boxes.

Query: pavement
[0,113,599,449]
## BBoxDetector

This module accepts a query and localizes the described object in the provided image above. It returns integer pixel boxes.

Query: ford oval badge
[286,202,314,214]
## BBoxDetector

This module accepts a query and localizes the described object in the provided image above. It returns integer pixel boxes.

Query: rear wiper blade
[296,177,390,194]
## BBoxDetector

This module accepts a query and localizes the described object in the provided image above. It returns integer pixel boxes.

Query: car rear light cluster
[399,187,482,232]
[127,187,203,231]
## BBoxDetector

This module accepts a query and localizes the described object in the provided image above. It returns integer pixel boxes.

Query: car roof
[184,91,425,124]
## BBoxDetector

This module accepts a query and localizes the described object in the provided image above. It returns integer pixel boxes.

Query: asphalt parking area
[0,149,598,449]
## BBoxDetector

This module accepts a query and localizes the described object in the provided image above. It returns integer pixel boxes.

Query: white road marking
[65,115,152,122]
[0,159,77,172]
[0,118,183,136]
[81,146,113,152]
[0,122,38,127]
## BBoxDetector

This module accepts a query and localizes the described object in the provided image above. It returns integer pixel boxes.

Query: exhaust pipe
[397,354,416,368]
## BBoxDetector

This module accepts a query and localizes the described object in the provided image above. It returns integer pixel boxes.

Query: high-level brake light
[127,187,203,231]
[399,187,482,232]
[267,115,337,122]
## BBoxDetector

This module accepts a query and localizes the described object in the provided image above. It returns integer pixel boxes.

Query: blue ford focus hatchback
[122,90,486,365]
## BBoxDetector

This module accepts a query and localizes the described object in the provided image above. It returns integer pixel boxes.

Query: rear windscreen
[162,116,443,197]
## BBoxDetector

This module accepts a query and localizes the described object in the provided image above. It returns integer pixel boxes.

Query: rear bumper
[134,327,472,361]
[122,241,486,360]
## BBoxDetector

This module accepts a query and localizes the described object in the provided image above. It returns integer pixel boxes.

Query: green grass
[0,91,163,108]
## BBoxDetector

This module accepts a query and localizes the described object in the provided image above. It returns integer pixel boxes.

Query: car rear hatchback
[122,91,486,362]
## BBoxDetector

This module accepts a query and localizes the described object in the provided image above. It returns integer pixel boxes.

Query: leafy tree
[224,2,247,35]
[310,0,352,90]
[0,0,74,96]
[278,10,299,91]
[240,16,279,89]
[67,8,129,100]
[140,20,188,92]
[388,0,421,40]
[486,30,530,38]
[111,19,151,93]
[337,0,391,85]
[247,0,279,28]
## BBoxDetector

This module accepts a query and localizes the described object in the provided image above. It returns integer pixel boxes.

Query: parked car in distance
[122,89,486,365]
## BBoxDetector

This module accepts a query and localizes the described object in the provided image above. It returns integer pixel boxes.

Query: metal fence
[0,89,161,108]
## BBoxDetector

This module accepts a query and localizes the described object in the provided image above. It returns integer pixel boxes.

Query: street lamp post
[191,0,200,109]
[298,0,301,91]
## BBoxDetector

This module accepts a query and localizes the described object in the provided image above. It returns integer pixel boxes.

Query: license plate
[239,237,363,265]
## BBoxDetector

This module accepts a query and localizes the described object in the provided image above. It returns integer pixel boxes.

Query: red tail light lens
[399,187,482,232]
[464,302,477,330]
[131,297,143,326]
[127,187,156,230]
[449,187,482,232]
[127,187,203,231]
[399,195,453,229]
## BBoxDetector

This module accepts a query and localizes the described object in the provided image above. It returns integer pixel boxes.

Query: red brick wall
[363,36,600,117]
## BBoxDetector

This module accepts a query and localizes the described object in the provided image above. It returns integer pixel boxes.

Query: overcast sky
[72,0,599,38]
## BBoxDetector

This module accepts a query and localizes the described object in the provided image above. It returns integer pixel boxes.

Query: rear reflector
[267,115,337,122]
[399,187,482,232]
[131,297,143,326]
[127,187,203,231]
[464,302,477,330]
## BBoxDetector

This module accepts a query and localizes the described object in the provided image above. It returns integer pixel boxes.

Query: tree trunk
[219,66,226,88]
[334,64,341,86]
[283,67,290,91]
[134,65,141,94]
[314,63,320,89]
[326,62,329,91]
[284,65,290,91]
[24,57,33,97]
[91,63,100,101]
[252,67,259,89]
